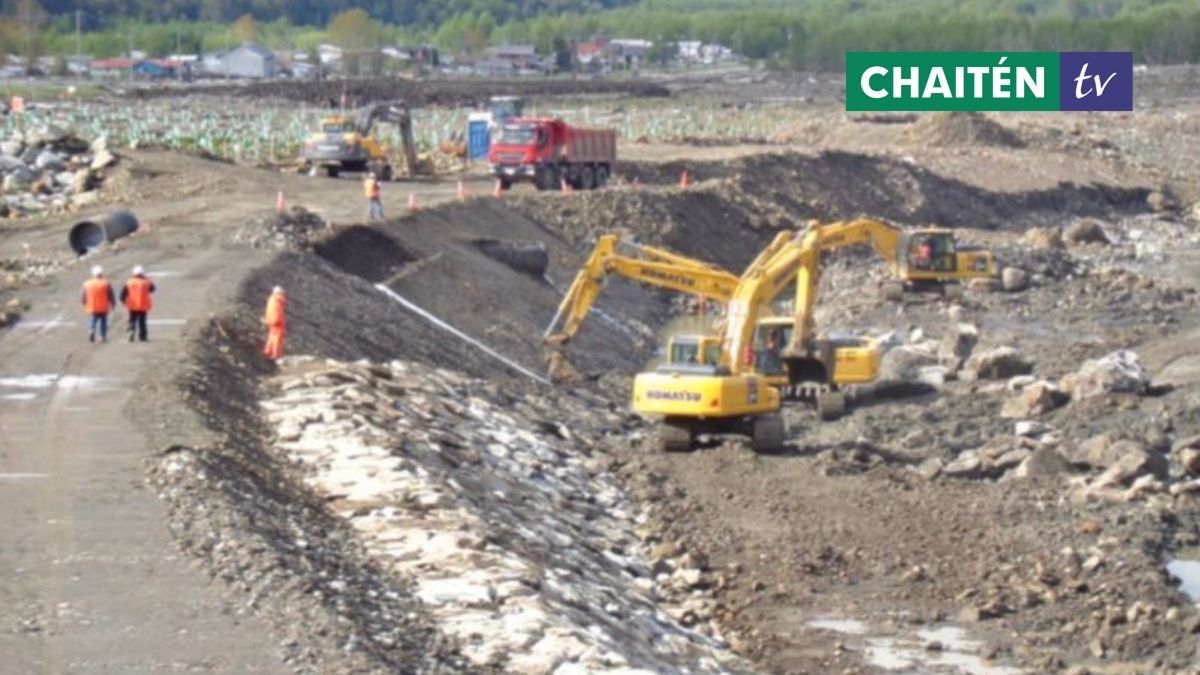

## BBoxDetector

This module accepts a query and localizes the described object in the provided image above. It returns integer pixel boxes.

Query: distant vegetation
[0,0,1196,69]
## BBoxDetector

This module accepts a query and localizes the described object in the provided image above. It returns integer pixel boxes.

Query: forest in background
[0,0,1196,70]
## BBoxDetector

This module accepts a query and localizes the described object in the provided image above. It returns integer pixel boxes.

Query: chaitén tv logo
[846,51,1133,112]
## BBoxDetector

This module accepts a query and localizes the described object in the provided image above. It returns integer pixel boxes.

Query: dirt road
[0,152,483,673]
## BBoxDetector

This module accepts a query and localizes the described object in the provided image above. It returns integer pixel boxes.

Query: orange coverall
[263,289,286,360]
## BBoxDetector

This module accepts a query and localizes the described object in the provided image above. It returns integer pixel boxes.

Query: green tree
[328,9,385,50]
[232,13,256,43]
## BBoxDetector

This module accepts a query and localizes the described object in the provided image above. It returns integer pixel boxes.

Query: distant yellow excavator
[300,101,419,180]
[876,226,996,300]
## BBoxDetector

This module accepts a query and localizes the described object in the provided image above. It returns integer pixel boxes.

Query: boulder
[1064,219,1110,246]
[1022,227,1064,250]
[1060,350,1149,400]
[54,171,77,190]
[939,322,978,370]
[1178,448,1200,476]
[1015,421,1054,438]
[1001,380,1067,418]
[1092,448,1169,489]
[3,166,33,191]
[880,344,940,381]
[943,453,984,479]
[1078,434,1137,470]
[34,150,65,172]
[968,277,1001,293]
[1015,447,1073,479]
[0,140,22,156]
[90,149,117,171]
[966,347,1033,380]
[90,135,108,153]
[33,125,69,146]
[1146,189,1178,213]
[1172,434,1200,454]
[0,154,24,172]
[1001,267,1029,292]
[19,146,39,165]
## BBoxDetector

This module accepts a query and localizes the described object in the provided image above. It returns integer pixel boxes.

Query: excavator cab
[667,335,722,367]
[907,230,958,273]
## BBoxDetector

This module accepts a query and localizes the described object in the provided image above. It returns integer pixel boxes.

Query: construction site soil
[6,80,1200,674]
[125,132,1200,673]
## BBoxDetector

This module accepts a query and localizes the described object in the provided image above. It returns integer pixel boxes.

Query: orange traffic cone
[457,179,467,201]
[276,190,286,213]
[408,192,418,212]
[679,170,690,190]
[493,179,504,199]
[560,177,573,194]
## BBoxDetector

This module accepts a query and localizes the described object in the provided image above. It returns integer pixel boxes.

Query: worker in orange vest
[364,172,383,221]
[82,265,115,343]
[262,286,286,360]
[120,265,156,342]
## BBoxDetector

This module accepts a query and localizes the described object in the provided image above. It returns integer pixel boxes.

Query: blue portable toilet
[467,113,491,160]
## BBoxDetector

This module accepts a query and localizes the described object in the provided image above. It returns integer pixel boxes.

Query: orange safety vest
[124,276,153,312]
[83,278,112,314]
[264,292,286,328]
[364,178,380,199]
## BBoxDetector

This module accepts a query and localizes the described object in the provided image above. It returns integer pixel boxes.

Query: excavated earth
[129,77,670,107]
[134,108,1200,674]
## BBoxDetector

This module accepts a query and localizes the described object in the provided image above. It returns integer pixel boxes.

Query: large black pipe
[68,210,139,255]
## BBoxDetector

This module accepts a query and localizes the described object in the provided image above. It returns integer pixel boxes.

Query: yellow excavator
[633,218,955,452]
[877,226,996,300]
[301,101,419,180]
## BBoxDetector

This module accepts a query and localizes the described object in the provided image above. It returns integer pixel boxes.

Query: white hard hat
[132,265,144,276]
[91,265,103,276]
[272,285,284,294]
[368,172,377,178]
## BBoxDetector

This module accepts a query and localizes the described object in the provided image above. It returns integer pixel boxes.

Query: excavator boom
[543,234,739,345]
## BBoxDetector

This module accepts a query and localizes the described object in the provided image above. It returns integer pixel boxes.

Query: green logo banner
[846,52,1061,111]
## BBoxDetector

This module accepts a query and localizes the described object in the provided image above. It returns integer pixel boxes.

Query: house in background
[607,39,651,68]
[487,45,538,70]
[576,40,607,70]
[218,42,277,78]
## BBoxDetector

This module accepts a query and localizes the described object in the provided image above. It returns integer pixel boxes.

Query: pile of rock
[234,206,329,250]
[1,126,116,217]
[261,357,743,674]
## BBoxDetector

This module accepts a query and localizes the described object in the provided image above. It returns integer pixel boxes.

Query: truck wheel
[881,282,904,302]
[659,419,694,453]
[816,391,846,420]
[596,165,609,187]
[499,177,513,191]
[325,165,340,179]
[380,164,394,182]
[751,413,785,453]
[580,165,595,190]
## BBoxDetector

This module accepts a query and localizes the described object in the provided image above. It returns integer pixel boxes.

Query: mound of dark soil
[904,112,1026,148]
[132,78,670,108]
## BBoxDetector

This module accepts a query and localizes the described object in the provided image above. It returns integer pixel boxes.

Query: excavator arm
[544,234,739,346]
[354,101,419,178]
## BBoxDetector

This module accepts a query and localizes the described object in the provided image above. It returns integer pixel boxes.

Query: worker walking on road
[262,286,286,360]
[120,265,156,342]
[364,172,383,221]
[82,265,115,343]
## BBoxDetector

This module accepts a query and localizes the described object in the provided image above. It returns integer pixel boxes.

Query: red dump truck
[488,117,617,191]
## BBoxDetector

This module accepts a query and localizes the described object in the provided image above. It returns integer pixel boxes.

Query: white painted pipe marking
[0,473,49,480]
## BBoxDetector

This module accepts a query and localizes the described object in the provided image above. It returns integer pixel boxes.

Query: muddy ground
[4,70,1200,674]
